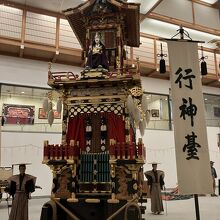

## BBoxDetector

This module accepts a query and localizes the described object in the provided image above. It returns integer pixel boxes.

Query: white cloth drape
[167,41,212,194]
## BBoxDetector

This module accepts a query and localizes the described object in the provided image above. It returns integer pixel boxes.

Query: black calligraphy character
[183,131,201,160]
[175,67,195,89]
[179,97,197,127]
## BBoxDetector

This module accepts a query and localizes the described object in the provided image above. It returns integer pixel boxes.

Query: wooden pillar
[19,9,27,57]
[125,107,131,145]
[62,95,68,144]
[0,116,1,166]
[67,164,78,202]
[117,24,122,73]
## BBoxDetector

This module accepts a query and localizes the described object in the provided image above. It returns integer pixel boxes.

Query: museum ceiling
[0,0,219,87]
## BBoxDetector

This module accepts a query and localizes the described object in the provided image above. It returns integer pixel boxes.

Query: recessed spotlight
[200,0,218,4]
[21,91,25,94]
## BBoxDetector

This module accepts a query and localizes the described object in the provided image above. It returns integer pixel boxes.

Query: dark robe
[145,170,164,214]
[211,166,217,194]
[86,41,109,70]
[8,174,36,220]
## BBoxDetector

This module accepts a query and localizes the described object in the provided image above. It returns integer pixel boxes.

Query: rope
[124,202,142,220]
[43,200,57,220]
[106,196,141,220]
[52,199,80,220]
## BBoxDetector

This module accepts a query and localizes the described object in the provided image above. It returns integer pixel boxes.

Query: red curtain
[106,112,125,143]
[66,114,86,151]
[66,112,125,151]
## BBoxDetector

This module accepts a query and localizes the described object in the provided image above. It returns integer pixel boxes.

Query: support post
[194,194,200,220]
[219,179,220,196]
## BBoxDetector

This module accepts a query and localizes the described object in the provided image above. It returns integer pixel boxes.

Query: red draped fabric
[130,127,134,144]
[106,112,125,143]
[66,112,125,152]
[66,114,86,151]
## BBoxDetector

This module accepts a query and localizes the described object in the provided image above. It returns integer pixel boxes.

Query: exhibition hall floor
[0,196,219,220]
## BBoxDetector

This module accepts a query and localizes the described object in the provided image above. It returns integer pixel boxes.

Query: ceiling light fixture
[200,0,218,4]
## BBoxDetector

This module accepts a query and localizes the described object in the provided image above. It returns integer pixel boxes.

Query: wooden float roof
[63,0,140,49]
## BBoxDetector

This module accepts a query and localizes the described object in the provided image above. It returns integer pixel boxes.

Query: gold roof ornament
[129,86,143,97]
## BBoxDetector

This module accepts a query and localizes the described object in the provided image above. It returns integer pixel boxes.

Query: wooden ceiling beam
[1,0,65,18]
[0,50,19,57]
[24,42,56,52]
[147,12,220,36]
[0,37,20,46]
[144,69,157,76]
[140,0,163,23]
[203,79,218,85]
[212,0,219,7]
[202,74,219,87]
[146,0,164,16]
[190,0,219,8]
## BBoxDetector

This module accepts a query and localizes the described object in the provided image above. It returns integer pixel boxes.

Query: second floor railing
[0,4,219,79]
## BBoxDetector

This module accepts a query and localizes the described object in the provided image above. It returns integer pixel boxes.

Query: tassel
[158,43,167,74]
[160,59,166,73]
[139,120,146,137]
[48,101,53,111]
[56,98,62,113]
[43,98,49,112]
[201,61,207,75]
[145,110,150,124]
[200,46,208,76]
[141,94,148,112]
[127,95,135,116]
[48,110,54,126]
[133,107,141,125]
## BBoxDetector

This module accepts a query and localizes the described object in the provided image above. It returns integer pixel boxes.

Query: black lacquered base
[40,198,141,220]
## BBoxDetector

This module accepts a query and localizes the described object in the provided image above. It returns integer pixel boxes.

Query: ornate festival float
[41,1,149,219]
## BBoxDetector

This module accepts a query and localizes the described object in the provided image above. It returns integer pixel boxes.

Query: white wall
[137,127,220,188]
[1,132,61,196]
[0,93,62,133]
[0,55,82,196]
[0,55,220,195]
[141,76,220,96]
[140,77,220,188]
[0,55,83,88]
[141,77,170,94]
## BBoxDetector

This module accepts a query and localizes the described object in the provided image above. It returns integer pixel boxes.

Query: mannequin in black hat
[145,163,165,215]
[210,161,217,197]
[7,164,36,220]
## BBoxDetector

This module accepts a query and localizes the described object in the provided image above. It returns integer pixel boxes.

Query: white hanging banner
[167,41,213,194]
